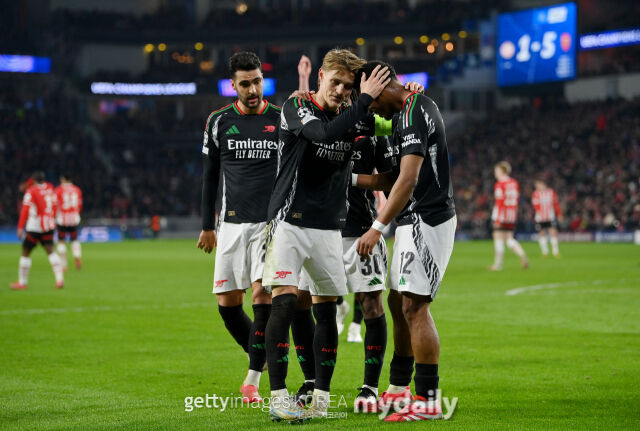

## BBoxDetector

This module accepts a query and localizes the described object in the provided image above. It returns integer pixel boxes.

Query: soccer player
[296,134,393,413]
[55,174,83,271]
[344,134,394,412]
[263,50,390,421]
[197,51,281,403]
[10,171,65,290]
[532,179,562,257]
[353,61,456,421]
[489,161,528,270]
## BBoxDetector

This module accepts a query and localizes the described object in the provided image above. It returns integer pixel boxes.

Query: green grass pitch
[1,240,639,430]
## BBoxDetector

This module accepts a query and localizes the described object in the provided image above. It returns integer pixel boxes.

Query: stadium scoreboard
[497,2,577,86]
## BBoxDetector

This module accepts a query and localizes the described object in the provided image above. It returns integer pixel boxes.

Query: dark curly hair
[228,51,262,77]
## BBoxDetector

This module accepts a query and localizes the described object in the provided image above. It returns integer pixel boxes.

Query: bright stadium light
[144,44,155,53]
[445,42,454,51]
[427,44,436,54]
[458,30,468,39]
[158,43,167,52]
[194,42,204,51]
[236,2,248,14]
[356,37,365,46]
[442,33,451,41]
[420,35,429,44]
[394,36,404,45]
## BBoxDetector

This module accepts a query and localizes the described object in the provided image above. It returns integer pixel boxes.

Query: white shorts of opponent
[212,221,267,294]
[389,215,456,301]
[263,221,347,297]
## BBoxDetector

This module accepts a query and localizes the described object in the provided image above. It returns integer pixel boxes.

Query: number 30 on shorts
[360,255,383,276]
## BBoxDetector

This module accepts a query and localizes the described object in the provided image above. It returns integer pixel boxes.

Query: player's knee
[251,285,271,304]
[216,290,244,307]
[401,295,428,321]
[506,237,517,248]
[358,292,384,318]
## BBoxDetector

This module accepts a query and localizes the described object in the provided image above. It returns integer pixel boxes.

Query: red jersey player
[489,161,528,270]
[10,171,65,290]
[532,179,562,257]
[55,174,83,270]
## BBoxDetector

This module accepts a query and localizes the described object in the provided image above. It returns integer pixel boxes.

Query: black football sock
[389,354,414,387]
[312,302,338,392]
[218,304,252,353]
[265,294,297,391]
[248,304,271,372]
[414,363,439,401]
[291,308,316,381]
[353,300,363,324]
[363,314,387,388]
[336,296,344,305]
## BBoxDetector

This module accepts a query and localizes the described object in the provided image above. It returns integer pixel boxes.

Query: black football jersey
[201,100,281,224]
[390,93,455,226]
[343,135,393,237]
[267,96,376,230]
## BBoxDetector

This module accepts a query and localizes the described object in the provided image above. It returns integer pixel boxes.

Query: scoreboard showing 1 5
[497,2,577,86]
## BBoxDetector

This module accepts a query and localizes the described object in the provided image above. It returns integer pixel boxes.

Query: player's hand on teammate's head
[197,230,217,254]
[288,90,316,100]
[360,65,391,100]
[404,81,424,93]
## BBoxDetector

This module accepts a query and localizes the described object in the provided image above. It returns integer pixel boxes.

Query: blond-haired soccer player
[489,161,528,270]
[263,49,390,422]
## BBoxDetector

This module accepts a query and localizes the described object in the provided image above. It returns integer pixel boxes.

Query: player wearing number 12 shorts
[353,61,456,421]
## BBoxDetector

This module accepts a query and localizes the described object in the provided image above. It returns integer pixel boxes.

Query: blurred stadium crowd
[2,74,638,233]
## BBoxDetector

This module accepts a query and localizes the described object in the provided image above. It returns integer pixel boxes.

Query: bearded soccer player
[197,51,280,403]
[353,61,456,421]
[10,171,65,290]
[532,178,562,257]
[489,161,528,270]
[55,174,83,271]
[263,50,390,422]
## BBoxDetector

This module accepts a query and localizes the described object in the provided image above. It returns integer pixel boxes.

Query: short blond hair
[495,161,512,175]
[321,48,366,74]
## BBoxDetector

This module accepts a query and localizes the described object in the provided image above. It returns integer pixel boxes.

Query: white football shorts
[389,215,456,301]
[212,221,267,293]
[263,221,347,297]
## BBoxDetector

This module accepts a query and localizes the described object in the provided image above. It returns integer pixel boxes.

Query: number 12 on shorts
[399,251,414,274]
